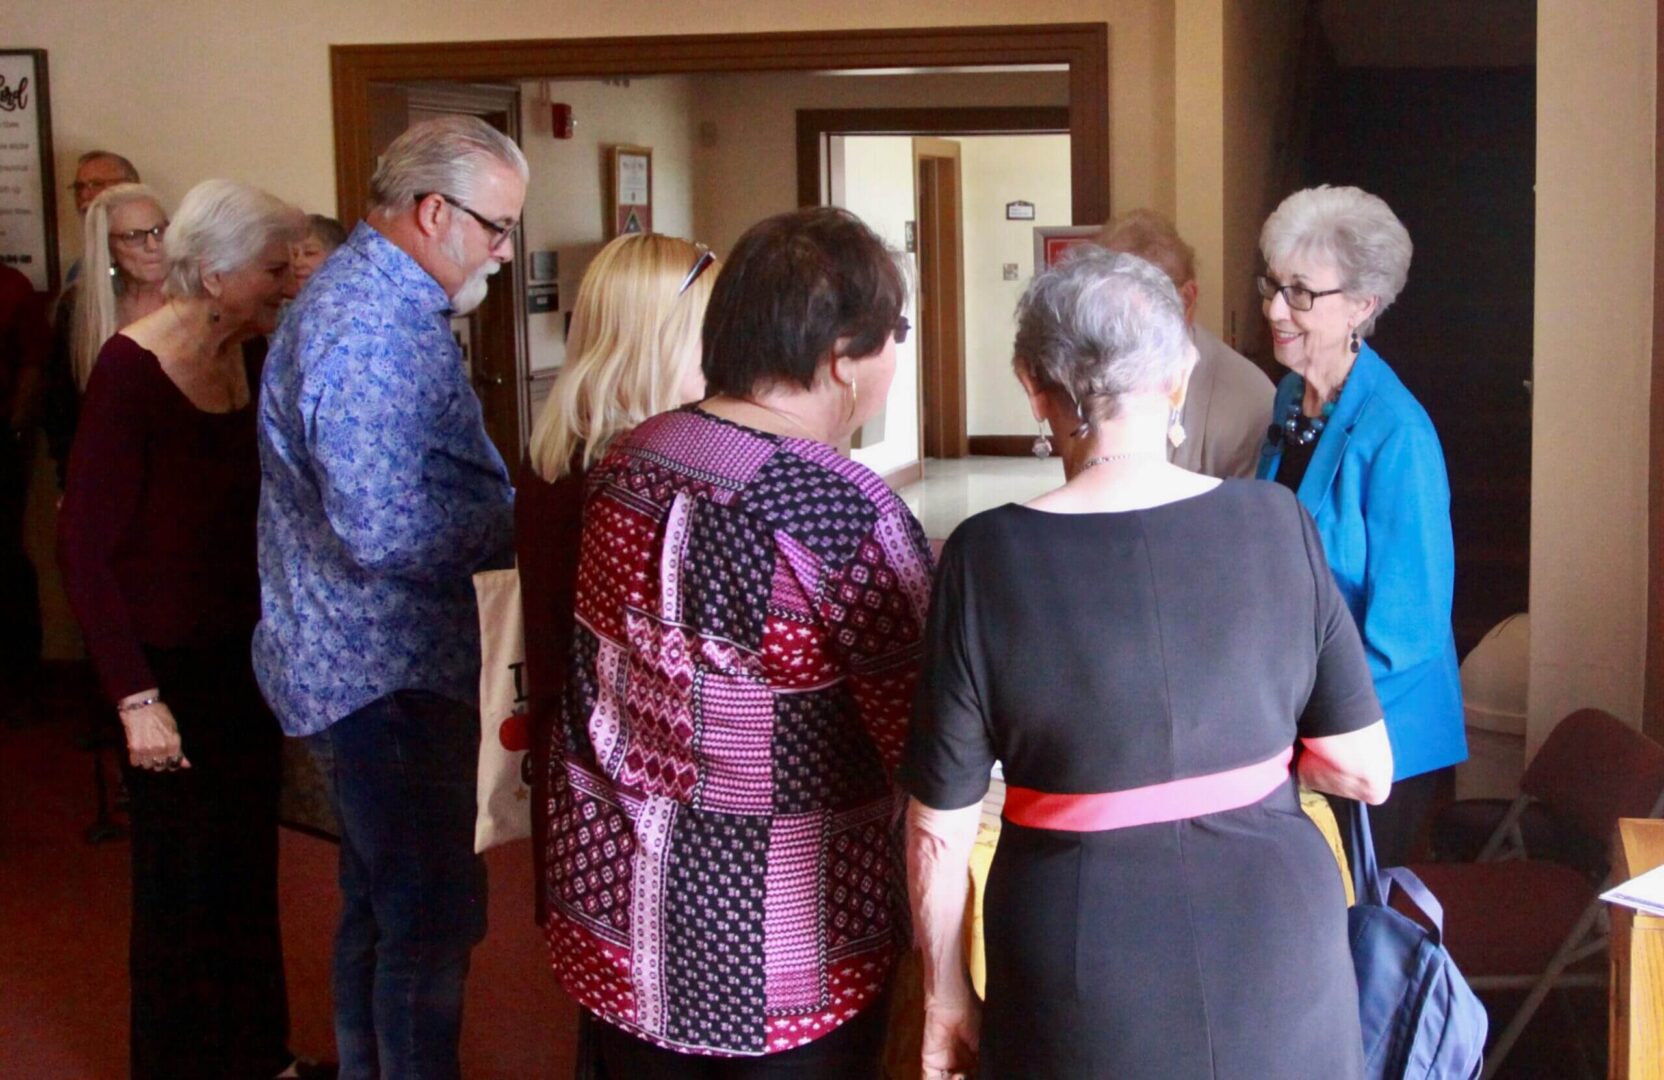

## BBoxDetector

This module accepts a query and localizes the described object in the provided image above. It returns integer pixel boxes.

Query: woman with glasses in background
[1254,185,1466,865]
[543,207,932,1077]
[44,183,170,483]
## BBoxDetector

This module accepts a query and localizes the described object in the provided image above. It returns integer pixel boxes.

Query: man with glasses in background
[254,115,525,1080]
[64,151,142,284]
[1096,209,1273,478]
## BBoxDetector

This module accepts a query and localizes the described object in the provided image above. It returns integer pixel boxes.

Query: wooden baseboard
[967,435,1050,458]
[881,461,924,491]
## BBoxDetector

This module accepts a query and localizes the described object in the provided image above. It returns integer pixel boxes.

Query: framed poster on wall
[1032,224,1099,274]
[606,144,652,238]
[0,49,58,292]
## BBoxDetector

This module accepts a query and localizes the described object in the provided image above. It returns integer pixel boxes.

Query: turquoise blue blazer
[1256,344,1467,780]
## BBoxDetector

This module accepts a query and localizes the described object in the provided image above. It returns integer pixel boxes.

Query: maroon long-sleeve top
[57,334,264,702]
[514,450,586,925]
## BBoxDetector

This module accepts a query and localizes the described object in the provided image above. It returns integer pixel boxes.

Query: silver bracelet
[117,696,160,713]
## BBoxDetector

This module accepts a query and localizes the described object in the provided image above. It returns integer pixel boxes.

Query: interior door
[912,137,967,459]
[366,83,529,470]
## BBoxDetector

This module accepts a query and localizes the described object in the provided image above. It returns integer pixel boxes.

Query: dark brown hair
[702,207,906,396]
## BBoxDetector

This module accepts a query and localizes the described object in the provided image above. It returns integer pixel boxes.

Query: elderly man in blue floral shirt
[255,115,525,1080]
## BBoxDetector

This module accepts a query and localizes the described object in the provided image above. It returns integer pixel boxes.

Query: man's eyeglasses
[70,178,123,198]
[678,247,715,296]
[1255,273,1344,312]
[893,315,911,345]
[421,192,520,251]
[111,223,168,247]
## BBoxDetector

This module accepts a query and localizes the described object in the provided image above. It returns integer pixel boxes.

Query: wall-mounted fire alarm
[550,103,575,139]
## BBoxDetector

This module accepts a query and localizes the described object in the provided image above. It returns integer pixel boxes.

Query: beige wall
[960,134,1074,435]
[1173,0,1227,334]
[1220,0,1300,359]
[1528,0,1657,747]
[690,70,1068,262]
[516,77,697,371]
[0,1,1176,266]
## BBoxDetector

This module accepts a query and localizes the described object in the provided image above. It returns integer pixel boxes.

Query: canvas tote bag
[473,567,534,853]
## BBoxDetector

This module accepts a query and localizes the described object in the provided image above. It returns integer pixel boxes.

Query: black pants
[125,640,290,1079]
[0,431,40,704]
[592,996,890,1080]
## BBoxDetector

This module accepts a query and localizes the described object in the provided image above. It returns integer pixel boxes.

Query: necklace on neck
[1080,451,1161,471]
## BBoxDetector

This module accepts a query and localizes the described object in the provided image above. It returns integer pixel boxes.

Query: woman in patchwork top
[544,206,932,1077]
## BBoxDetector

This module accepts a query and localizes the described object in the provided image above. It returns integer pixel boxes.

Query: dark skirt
[980,780,1364,1080]
[124,638,289,1080]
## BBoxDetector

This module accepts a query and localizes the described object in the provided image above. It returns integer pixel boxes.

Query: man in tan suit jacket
[1097,210,1273,478]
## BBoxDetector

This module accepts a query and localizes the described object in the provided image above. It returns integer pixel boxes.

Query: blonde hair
[73,183,165,389]
[527,234,717,481]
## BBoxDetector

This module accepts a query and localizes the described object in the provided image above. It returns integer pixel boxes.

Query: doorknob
[476,372,507,388]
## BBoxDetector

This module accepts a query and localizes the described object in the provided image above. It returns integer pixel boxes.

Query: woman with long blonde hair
[514,231,718,926]
[45,183,169,478]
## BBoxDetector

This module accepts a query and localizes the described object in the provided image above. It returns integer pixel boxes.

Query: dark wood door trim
[330,23,1110,227]
[1648,5,1664,741]
[795,106,1073,209]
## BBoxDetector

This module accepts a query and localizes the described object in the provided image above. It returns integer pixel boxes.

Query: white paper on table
[1601,862,1664,917]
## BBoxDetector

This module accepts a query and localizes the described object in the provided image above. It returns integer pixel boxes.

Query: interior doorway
[914,138,967,459]
[367,81,529,468]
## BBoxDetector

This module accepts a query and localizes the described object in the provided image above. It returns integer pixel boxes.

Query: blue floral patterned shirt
[254,223,514,737]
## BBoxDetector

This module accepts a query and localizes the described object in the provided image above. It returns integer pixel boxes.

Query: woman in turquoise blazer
[1254,185,1466,865]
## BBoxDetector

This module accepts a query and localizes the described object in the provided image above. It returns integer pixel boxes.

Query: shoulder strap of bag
[1346,798,1386,907]
[1379,866,1446,944]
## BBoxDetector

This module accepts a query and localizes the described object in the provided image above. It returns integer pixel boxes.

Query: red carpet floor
[0,710,577,1078]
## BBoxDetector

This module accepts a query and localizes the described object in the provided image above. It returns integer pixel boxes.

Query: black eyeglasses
[421,192,520,251]
[893,315,911,345]
[1255,273,1344,312]
[678,247,715,295]
[111,223,168,246]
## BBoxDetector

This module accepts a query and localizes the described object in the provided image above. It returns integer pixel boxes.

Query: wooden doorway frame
[331,24,1108,225]
[1647,6,1664,742]
[913,138,968,459]
[329,25,1108,460]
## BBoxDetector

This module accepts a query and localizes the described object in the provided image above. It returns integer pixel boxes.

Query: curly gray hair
[1013,247,1192,428]
[1260,185,1412,336]
[369,114,529,214]
[163,179,305,299]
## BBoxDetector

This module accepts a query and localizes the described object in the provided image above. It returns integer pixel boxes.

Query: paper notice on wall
[0,51,53,291]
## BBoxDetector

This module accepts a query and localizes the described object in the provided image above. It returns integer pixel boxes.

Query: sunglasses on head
[678,247,715,295]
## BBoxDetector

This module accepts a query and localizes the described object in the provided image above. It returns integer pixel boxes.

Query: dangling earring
[1031,422,1052,459]
[1167,407,1187,449]
[1349,329,1360,354]
[108,266,118,279]
[209,308,222,324]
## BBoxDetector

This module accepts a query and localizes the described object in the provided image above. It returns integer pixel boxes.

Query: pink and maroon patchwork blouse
[542,407,935,1057]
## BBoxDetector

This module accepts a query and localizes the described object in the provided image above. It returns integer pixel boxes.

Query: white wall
[1528,0,1657,748]
[839,136,921,480]
[959,134,1073,435]
[516,77,696,371]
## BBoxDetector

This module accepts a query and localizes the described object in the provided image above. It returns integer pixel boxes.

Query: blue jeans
[308,690,487,1080]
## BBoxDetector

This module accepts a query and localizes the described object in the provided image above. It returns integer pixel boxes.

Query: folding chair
[1401,708,1664,1079]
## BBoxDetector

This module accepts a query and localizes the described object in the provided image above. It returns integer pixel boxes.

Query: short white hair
[1260,185,1412,335]
[369,114,529,213]
[163,179,305,299]
[1013,247,1192,427]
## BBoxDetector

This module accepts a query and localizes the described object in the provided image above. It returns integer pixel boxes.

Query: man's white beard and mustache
[442,225,501,315]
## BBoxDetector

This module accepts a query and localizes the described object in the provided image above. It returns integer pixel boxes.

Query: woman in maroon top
[58,179,308,1080]
[517,233,718,915]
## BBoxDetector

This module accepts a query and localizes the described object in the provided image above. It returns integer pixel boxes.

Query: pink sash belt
[1003,747,1295,832]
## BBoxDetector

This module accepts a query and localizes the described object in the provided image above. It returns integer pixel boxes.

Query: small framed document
[1005,200,1036,221]
[607,144,652,238]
